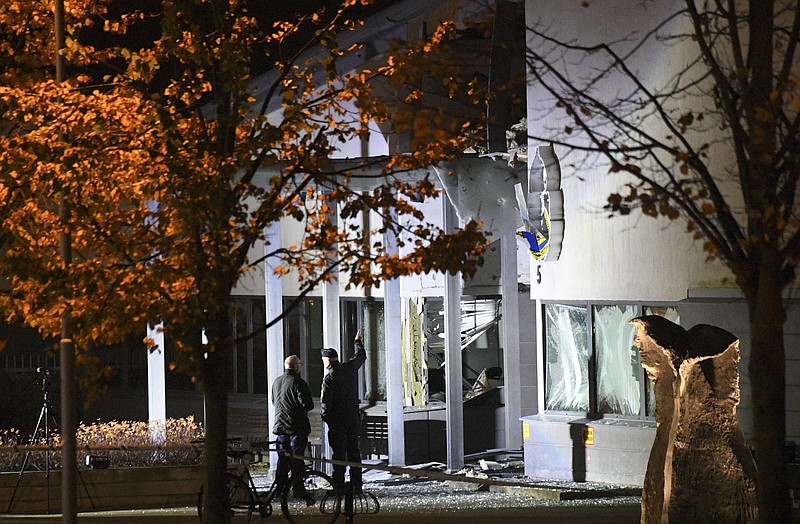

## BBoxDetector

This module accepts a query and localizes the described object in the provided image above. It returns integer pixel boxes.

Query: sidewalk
[0,472,644,523]
[0,504,643,524]
[5,463,796,523]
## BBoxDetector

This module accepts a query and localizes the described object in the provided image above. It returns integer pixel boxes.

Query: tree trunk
[748,268,790,523]
[200,327,231,524]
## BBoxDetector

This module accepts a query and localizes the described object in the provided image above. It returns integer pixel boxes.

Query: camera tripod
[7,366,62,514]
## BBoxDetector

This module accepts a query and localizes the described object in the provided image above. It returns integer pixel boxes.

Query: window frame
[341,296,385,402]
[541,300,678,421]
[281,296,324,398]
[228,296,268,397]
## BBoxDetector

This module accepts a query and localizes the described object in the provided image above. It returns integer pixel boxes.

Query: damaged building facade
[2,0,799,491]
[518,0,800,488]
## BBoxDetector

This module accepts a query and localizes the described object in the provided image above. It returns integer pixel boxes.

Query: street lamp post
[53,1,78,522]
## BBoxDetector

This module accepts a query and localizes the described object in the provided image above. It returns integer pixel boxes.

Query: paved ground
[0,472,645,523]
[1,467,797,523]
[0,503,643,523]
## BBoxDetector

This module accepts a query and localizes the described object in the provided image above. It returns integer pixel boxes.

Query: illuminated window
[544,304,589,412]
[594,305,640,416]
[543,302,678,418]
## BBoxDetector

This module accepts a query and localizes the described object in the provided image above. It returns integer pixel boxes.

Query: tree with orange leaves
[1,2,155,521]
[1,1,492,522]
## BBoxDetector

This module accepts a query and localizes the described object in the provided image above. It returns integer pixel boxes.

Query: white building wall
[679,297,800,445]
[526,0,734,302]
[532,174,733,302]
[232,241,266,297]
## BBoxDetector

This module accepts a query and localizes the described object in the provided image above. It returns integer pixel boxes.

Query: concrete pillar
[443,197,464,471]
[146,324,166,444]
[321,204,340,468]
[322,205,341,351]
[383,208,405,465]
[501,233,522,450]
[265,221,284,469]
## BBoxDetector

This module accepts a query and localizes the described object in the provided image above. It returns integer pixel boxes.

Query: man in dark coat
[320,330,366,492]
[272,355,314,497]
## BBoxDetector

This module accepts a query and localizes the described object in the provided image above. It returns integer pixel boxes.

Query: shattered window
[594,305,640,416]
[543,301,677,418]
[643,306,680,416]
[544,304,589,412]
[420,297,503,403]
[365,300,386,401]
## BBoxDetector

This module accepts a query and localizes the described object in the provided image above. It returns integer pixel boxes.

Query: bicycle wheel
[197,472,255,523]
[280,469,341,524]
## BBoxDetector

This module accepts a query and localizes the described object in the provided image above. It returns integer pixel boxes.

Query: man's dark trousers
[276,434,309,492]
[327,418,362,489]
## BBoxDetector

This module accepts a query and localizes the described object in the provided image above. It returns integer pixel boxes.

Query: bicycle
[197,439,342,524]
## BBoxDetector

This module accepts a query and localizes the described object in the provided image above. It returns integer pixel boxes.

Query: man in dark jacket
[272,355,314,497]
[320,330,366,492]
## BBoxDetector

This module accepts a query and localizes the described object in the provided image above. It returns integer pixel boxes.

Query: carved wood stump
[631,315,758,524]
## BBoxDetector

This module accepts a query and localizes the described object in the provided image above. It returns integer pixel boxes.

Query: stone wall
[0,465,203,514]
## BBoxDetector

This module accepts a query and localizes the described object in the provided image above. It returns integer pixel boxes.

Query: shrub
[0,427,25,472]
[0,417,204,471]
